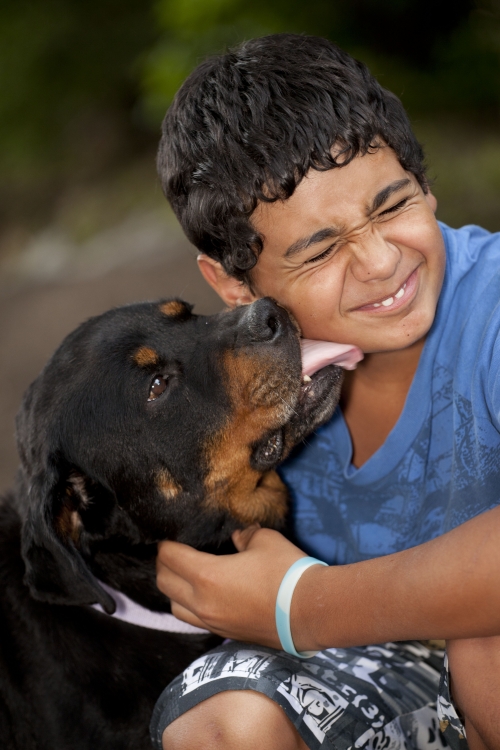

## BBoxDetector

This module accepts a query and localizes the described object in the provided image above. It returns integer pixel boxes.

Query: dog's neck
[92,580,209,634]
[89,541,174,612]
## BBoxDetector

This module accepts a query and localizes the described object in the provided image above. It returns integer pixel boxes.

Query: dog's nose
[239,298,290,343]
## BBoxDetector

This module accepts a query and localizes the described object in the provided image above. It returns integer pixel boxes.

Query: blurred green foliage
[0,0,157,177]
[0,0,499,231]
[1,0,500,176]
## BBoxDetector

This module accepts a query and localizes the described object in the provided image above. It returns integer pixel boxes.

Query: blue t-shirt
[279,223,500,565]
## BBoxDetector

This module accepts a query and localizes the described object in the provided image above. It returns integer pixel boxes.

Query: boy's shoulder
[435,222,500,414]
[439,221,500,308]
[436,222,500,340]
[440,221,500,269]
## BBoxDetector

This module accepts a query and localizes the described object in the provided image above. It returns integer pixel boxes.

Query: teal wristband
[275,556,328,659]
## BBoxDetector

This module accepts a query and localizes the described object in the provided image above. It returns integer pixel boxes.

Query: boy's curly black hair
[157,34,427,282]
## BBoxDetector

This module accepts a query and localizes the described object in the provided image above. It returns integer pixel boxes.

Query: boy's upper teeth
[373,283,406,308]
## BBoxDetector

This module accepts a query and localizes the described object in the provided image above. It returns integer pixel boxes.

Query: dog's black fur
[0,297,342,749]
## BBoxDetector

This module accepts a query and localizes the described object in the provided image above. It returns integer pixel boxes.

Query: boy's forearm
[293,505,500,651]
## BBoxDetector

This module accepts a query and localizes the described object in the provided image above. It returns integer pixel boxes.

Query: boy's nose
[349,227,401,283]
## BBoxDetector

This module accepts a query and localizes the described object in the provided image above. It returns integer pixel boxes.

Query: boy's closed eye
[305,196,412,264]
[305,243,339,264]
[378,196,410,216]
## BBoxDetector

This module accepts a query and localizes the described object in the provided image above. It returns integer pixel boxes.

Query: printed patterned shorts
[150,641,468,750]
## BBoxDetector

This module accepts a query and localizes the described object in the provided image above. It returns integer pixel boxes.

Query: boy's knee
[447,634,500,694]
[161,689,308,750]
[447,635,500,749]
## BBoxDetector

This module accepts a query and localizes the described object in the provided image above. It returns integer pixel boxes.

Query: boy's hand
[158,506,500,653]
[156,528,312,649]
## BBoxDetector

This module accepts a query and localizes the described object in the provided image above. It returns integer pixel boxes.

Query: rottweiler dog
[0,297,342,749]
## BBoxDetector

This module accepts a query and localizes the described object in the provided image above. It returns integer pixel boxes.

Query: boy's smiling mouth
[354,267,420,314]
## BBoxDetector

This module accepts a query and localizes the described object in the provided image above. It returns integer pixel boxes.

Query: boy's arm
[295,503,500,650]
[156,504,500,651]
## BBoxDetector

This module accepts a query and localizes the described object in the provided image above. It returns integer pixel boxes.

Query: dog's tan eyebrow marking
[202,350,290,526]
[158,469,181,501]
[133,346,159,367]
[159,300,187,317]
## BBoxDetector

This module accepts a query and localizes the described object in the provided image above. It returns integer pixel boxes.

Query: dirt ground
[0,236,222,494]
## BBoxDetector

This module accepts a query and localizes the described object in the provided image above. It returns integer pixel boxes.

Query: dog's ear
[21,460,115,614]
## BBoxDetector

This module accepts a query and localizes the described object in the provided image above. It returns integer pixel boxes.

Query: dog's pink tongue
[301,339,363,376]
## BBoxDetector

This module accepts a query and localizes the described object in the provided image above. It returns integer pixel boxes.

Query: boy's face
[202,146,446,353]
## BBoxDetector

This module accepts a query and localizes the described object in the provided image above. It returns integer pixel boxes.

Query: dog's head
[16,298,342,611]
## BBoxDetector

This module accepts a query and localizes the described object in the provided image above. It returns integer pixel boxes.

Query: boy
[151,35,500,750]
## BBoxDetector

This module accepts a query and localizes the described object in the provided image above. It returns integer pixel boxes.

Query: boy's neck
[340,337,426,468]
[352,336,426,389]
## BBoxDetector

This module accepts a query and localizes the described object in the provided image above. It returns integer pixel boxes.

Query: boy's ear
[197,254,258,308]
[424,189,437,213]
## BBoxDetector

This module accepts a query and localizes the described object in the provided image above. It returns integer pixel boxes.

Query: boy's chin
[363,317,435,354]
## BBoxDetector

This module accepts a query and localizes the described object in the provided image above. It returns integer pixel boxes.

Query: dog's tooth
[395,287,405,299]
[303,374,312,383]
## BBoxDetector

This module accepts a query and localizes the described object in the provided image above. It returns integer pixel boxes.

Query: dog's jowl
[0,297,342,749]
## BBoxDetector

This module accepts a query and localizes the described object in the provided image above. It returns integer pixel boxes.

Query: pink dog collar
[91,580,210,634]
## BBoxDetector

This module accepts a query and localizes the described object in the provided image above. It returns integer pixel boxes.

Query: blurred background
[1,0,499,491]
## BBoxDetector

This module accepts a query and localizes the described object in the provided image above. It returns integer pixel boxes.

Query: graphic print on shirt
[282,358,500,565]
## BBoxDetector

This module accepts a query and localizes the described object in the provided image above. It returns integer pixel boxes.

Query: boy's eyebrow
[369,178,412,213]
[283,177,413,259]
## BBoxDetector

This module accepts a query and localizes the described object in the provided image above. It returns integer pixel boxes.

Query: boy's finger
[232,524,261,551]
[156,559,196,609]
[170,601,211,631]
[157,539,216,581]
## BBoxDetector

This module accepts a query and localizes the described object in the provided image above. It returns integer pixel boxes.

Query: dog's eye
[148,376,168,401]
